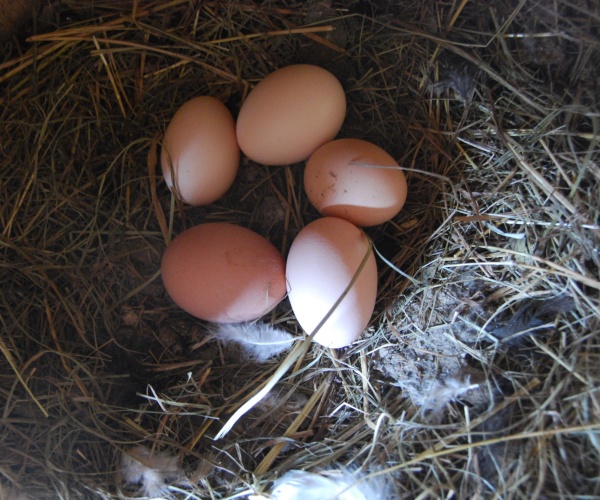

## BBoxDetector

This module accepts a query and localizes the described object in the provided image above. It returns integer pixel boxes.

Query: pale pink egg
[286,217,378,348]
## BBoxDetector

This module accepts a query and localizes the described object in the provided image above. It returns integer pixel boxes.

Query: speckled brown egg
[304,138,408,227]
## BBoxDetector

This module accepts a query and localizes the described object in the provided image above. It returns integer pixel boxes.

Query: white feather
[413,377,480,423]
[270,469,390,500]
[120,445,181,498]
[213,323,297,362]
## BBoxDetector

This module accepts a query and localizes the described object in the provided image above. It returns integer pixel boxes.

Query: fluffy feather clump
[213,322,297,362]
[270,469,391,500]
[120,445,182,498]
[408,376,482,424]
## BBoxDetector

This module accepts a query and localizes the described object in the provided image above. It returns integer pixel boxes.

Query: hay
[1,0,599,498]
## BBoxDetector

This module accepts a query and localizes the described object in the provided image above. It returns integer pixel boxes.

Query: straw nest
[1,1,599,498]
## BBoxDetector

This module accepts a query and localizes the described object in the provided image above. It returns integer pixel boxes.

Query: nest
[1,1,599,498]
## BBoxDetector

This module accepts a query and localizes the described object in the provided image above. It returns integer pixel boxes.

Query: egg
[286,217,378,348]
[236,64,346,166]
[161,223,286,323]
[161,96,239,205]
[304,138,408,227]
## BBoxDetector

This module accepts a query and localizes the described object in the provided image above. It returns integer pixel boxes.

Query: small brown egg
[304,138,408,227]
[286,217,378,348]
[236,64,346,166]
[161,223,286,323]
[161,96,239,205]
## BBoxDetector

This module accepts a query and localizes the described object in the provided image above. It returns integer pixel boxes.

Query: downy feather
[213,322,297,362]
[270,469,390,500]
[413,377,480,423]
[120,445,181,498]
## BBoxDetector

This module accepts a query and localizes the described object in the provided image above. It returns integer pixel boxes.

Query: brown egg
[161,223,286,323]
[304,138,408,227]
[286,217,378,348]
[236,64,346,166]
[161,96,239,205]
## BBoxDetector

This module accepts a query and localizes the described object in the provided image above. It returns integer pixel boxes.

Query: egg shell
[236,64,346,166]
[286,217,378,348]
[304,138,408,227]
[161,96,239,205]
[161,223,286,323]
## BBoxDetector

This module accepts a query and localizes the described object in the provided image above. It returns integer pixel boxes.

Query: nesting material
[0,483,29,500]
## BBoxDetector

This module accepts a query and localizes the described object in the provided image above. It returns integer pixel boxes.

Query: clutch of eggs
[156,66,411,348]
[161,223,287,323]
